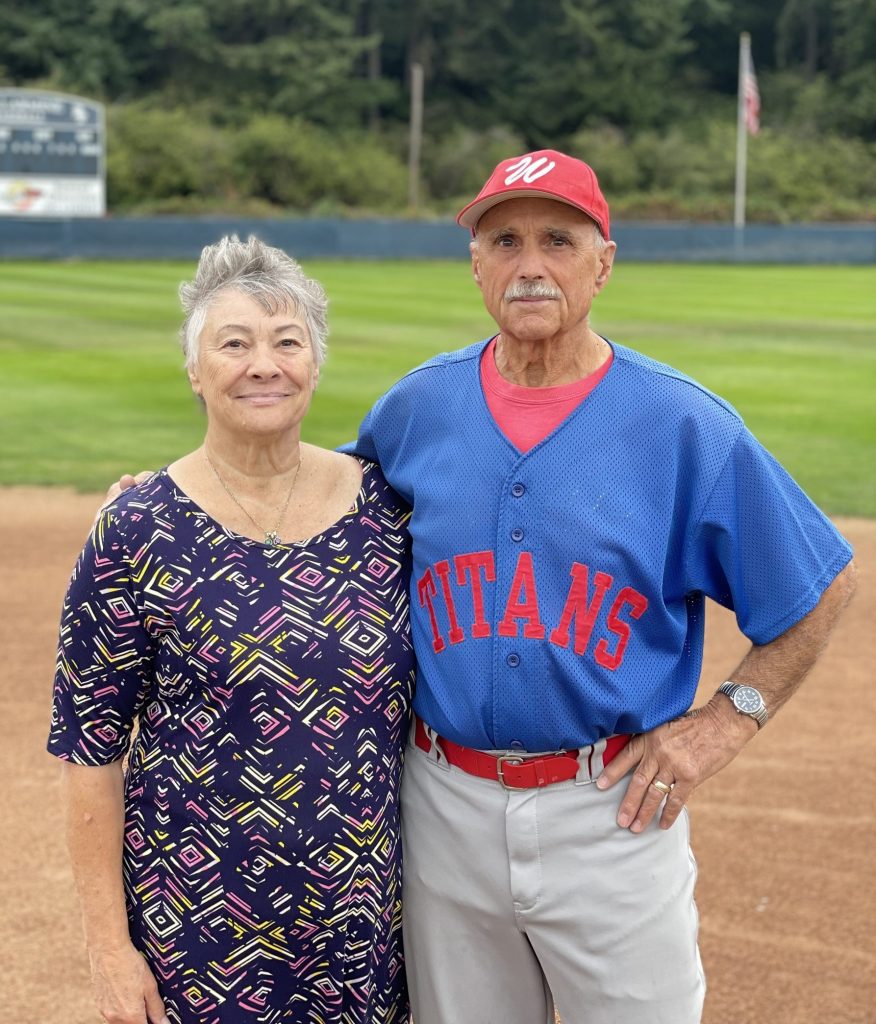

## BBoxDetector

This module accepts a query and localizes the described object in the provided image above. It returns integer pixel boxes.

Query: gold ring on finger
[651,779,673,796]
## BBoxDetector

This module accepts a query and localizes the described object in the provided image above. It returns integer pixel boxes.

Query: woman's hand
[89,943,170,1024]
[60,762,167,1023]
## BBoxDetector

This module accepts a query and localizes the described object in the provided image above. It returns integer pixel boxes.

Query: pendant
[265,531,281,546]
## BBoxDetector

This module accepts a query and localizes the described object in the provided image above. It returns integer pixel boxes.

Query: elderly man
[349,150,856,1024]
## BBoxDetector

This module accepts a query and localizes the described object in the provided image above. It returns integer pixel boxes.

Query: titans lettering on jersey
[418,549,647,670]
[344,340,852,752]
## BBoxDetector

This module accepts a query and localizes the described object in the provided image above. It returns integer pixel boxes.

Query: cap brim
[457,188,607,238]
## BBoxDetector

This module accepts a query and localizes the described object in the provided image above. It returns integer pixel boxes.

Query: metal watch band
[717,681,769,729]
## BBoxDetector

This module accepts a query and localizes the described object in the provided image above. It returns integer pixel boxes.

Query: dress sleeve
[47,508,155,765]
[685,427,853,645]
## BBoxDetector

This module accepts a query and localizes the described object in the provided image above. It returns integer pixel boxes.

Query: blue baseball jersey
[345,339,852,751]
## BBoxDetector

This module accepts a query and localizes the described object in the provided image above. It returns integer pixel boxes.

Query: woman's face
[188,289,319,438]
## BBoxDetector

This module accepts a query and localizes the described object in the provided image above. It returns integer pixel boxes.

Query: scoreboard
[0,89,105,217]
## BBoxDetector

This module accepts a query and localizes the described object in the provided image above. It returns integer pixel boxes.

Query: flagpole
[734,32,751,232]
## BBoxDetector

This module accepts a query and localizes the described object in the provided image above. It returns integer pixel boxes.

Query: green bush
[107,105,409,215]
[107,104,234,209]
[566,125,646,195]
[330,133,409,210]
[422,126,527,202]
[747,130,876,215]
[230,115,408,213]
[103,103,876,222]
[229,116,339,208]
[569,121,876,223]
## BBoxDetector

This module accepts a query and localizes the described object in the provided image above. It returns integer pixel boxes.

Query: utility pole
[407,62,424,211]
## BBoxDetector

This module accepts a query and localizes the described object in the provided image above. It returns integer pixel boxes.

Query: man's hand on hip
[597,560,856,834]
[596,700,756,833]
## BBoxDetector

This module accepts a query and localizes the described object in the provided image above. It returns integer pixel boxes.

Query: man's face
[470,197,616,345]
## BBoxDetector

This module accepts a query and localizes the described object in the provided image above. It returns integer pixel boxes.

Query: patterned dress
[48,461,414,1024]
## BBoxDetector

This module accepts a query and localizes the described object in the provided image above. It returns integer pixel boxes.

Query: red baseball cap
[456,149,610,239]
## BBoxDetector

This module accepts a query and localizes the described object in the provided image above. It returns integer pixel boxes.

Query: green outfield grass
[1,260,873,516]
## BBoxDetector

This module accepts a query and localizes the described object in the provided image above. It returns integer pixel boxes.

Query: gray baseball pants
[400,728,705,1024]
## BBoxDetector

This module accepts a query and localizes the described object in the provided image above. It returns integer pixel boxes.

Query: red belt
[414,716,630,790]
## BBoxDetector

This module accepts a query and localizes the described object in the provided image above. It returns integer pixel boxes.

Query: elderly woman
[48,237,414,1024]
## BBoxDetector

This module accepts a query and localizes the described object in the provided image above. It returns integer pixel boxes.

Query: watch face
[734,686,764,713]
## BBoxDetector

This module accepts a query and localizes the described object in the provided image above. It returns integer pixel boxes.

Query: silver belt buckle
[495,754,524,789]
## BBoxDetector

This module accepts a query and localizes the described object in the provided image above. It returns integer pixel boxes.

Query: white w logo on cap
[504,155,556,185]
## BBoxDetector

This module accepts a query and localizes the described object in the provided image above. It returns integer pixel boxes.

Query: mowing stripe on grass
[1,261,873,516]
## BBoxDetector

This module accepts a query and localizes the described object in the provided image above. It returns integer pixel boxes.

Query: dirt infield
[2,487,873,1024]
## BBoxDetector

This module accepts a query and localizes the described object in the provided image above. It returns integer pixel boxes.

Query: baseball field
[2,260,874,1022]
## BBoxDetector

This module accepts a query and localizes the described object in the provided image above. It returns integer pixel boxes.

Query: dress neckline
[157,458,371,551]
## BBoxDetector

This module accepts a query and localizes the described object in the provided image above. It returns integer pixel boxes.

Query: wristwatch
[716,681,768,729]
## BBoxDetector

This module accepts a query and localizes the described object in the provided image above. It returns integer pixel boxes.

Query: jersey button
[511,527,524,542]
[511,482,525,497]
[506,653,520,667]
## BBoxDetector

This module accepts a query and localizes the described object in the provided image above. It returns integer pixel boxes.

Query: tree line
[1,0,874,220]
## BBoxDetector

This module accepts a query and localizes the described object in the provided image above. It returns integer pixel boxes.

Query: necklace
[204,450,303,546]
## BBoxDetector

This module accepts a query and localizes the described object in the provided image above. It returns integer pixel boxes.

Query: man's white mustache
[504,282,561,301]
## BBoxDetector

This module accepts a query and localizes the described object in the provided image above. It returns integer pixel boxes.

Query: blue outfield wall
[1,216,875,263]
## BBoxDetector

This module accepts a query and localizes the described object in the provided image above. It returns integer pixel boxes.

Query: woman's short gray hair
[179,235,328,369]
